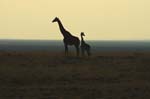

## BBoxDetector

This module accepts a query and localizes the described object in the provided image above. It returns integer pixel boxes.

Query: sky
[0,0,150,40]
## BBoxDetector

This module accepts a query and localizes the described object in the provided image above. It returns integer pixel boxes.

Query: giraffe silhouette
[80,32,91,56]
[52,17,80,56]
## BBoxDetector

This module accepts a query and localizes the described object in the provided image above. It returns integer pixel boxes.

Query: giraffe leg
[87,50,90,56]
[85,48,89,56]
[75,45,80,56]
[81,47,85,57]
[87,48,91,56]
[65,44,68,56]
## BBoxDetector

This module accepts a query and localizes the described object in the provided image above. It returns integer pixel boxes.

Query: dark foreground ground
[0,51,150,99]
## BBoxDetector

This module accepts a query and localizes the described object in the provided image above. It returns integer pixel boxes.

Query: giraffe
[80,32,91,56]
[52,17,80,56]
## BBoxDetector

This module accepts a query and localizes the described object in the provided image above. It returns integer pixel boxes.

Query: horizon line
[0,38,150,42]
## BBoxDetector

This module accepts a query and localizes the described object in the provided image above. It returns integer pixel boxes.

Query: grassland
[0,51,150,99]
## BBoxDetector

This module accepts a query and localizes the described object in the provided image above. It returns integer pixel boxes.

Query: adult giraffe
[52,17,80,56]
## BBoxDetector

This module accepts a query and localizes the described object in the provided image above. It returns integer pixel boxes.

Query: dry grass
[0,51,150,99]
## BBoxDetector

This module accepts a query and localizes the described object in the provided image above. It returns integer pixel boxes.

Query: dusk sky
[0,0,150,40]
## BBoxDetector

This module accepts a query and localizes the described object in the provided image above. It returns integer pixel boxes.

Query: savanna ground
[0,51,150,99]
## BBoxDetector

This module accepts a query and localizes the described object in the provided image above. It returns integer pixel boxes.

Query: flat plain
[0,51,150,99]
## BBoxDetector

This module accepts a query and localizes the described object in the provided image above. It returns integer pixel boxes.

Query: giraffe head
[52,17,59,23]
[81,32,85,36]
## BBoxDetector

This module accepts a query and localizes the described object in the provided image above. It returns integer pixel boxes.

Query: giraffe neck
[81,35,85,43]
[56,19,67,37]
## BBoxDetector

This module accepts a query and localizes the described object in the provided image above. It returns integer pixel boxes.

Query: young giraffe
[80,32,91,56]
[52,17,80,56]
